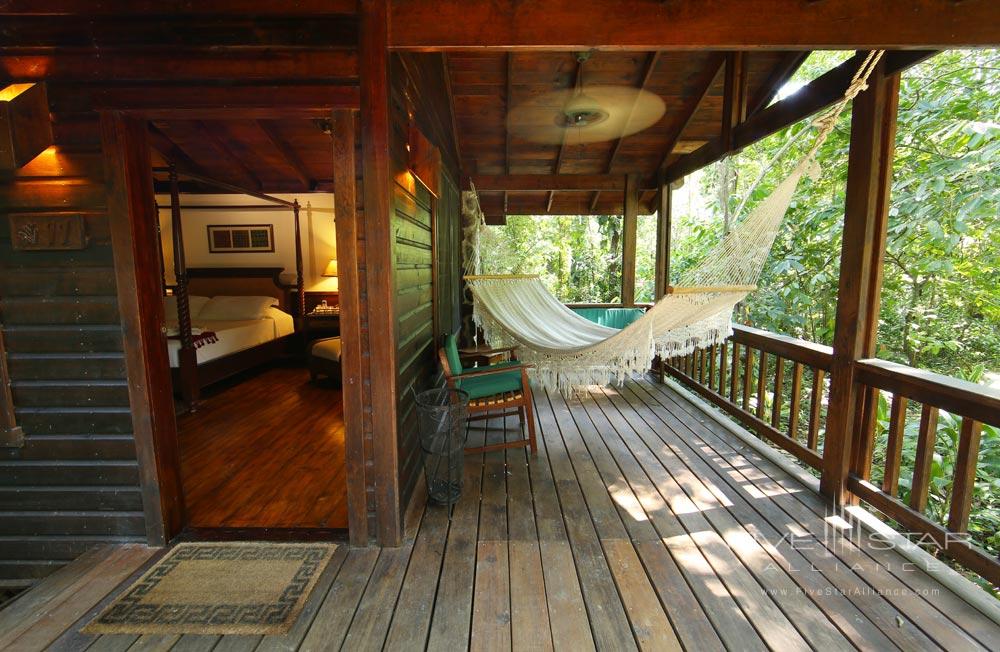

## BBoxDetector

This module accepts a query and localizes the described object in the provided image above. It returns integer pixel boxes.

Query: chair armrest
[457,363,534,379]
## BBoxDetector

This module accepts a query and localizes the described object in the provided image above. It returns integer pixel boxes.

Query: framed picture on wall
[207,224,275,253]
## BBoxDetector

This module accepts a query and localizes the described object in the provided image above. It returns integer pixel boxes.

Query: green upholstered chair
[438,333,537,455]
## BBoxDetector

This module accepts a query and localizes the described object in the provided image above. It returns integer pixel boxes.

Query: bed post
[292,199,306,320]
[169,164,199,410]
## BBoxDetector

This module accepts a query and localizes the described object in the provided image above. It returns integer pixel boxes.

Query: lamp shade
[0,83,53,170]
[322,259,339,277]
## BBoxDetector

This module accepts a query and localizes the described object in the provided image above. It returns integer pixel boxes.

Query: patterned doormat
[83,542,336,635]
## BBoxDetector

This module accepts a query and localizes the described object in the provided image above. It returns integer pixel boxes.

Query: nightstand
[303,312,341,343]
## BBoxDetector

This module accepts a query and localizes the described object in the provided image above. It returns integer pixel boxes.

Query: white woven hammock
[463,52,883,395]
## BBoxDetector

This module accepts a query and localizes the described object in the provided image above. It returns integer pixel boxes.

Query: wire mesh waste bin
[416,387,469,506]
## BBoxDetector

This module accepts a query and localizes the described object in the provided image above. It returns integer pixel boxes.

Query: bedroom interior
[147,122,351,532]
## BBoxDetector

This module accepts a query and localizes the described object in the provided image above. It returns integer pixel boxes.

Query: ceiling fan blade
[507,85,666,145]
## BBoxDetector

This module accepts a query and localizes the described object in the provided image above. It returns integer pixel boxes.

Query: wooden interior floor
[5,378,999,651]
[177,365,348,529]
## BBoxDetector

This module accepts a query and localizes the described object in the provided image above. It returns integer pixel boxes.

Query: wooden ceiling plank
[653,53,725,177]
[195,121,262,191]
[257,120,314,190]
[146,124,209,179]
[504,52,513,213]
[468,173,657,192]
[589,51,660,212]
[389,0,1000,50]
[547,54,582,213]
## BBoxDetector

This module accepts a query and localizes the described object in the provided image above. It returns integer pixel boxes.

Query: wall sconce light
[322,259,339,278]
[408,120,440,197]
[0,83,54,170]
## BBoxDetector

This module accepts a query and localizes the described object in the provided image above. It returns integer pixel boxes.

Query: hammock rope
[462,51,884,394]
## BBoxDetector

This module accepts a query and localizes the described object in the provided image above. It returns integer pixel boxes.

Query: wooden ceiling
[148,119,335,194]
[448,50,804,217]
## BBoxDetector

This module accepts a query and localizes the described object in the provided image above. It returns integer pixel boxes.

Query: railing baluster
[699,348,707,383]
[851,386,881,482]
[755,351,768,419]
[742,347,754,411]
[948,418,983,534]
[910,404,939,512]
[708,344,717,392]
[771,356,785,428]
[788,362,803,441]
[729,342,740,402]
[881,394,908,497]
[807,369,824,450]
[719,342,729,395]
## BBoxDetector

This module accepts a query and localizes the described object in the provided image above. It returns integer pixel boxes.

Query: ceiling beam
[195,121,262,191]
[547,55,582,212]
[664,50,936,183]
[653,53,725,177]
[389,0,1000,50]
[720,51,749,153]
[747,51,810,116]
[504,52,513,214]
[468,174,656,192]
[257,120,314,190]
[146,124,209,178]
[589,51,660,212]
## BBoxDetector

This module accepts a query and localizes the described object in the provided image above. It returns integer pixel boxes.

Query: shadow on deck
[2,378,999,650]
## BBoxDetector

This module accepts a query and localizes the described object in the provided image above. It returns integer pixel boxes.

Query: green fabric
[570,307,645,329]
[444,333,463,375]
[456,369,523,399]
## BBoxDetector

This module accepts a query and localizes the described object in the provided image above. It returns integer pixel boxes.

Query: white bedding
[167,307,295,367]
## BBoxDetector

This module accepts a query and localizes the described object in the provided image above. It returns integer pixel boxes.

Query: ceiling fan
[507,51,666,145]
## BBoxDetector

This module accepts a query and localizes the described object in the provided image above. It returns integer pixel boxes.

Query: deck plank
[536,392,638,650]
[641,380,991,650]
[7,378,999,651]
[470,415,512,652]
[425,443,486,650]
[506,425,554,652]
[608,384,900,648]
[297,547,379,651]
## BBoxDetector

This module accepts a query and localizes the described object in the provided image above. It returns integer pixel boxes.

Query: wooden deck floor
[4,379,999,651]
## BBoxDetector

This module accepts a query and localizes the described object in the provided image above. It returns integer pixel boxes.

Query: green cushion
[444,333,463,375]
[456,369,524,400]
[571,307,645,329]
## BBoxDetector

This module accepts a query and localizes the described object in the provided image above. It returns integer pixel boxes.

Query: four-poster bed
[159,164,308,410]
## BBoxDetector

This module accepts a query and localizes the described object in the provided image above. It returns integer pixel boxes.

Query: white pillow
[198,295,280,321]
[163,295,210,321]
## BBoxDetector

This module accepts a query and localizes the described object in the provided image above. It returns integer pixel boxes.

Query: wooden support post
[721,51,748,153]
[819,61,899,504]
[360,0,402,546]
[653,177,672,299]
[169,164,199,411]
[101,111,184,545]
[621,173,639,306]
[292,199,306,319]
[0,328,24,447]
[331,109,369,546]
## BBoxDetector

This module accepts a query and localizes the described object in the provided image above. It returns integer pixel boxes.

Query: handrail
[732,324,833,371]
[855,358,1000,426]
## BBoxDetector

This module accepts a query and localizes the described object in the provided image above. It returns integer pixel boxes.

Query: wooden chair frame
[438,348,537,455]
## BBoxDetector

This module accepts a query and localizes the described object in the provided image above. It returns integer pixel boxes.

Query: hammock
[463,52,883,395]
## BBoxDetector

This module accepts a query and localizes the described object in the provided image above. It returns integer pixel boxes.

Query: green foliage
[481,214,624,303]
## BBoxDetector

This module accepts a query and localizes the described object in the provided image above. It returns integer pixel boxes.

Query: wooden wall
[0,117,146,588]
[390,54,462,512]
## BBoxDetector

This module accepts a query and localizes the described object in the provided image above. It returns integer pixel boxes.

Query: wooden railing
[848,359,1000,585]
[664,326,1000,585]
[663,324,831,470]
